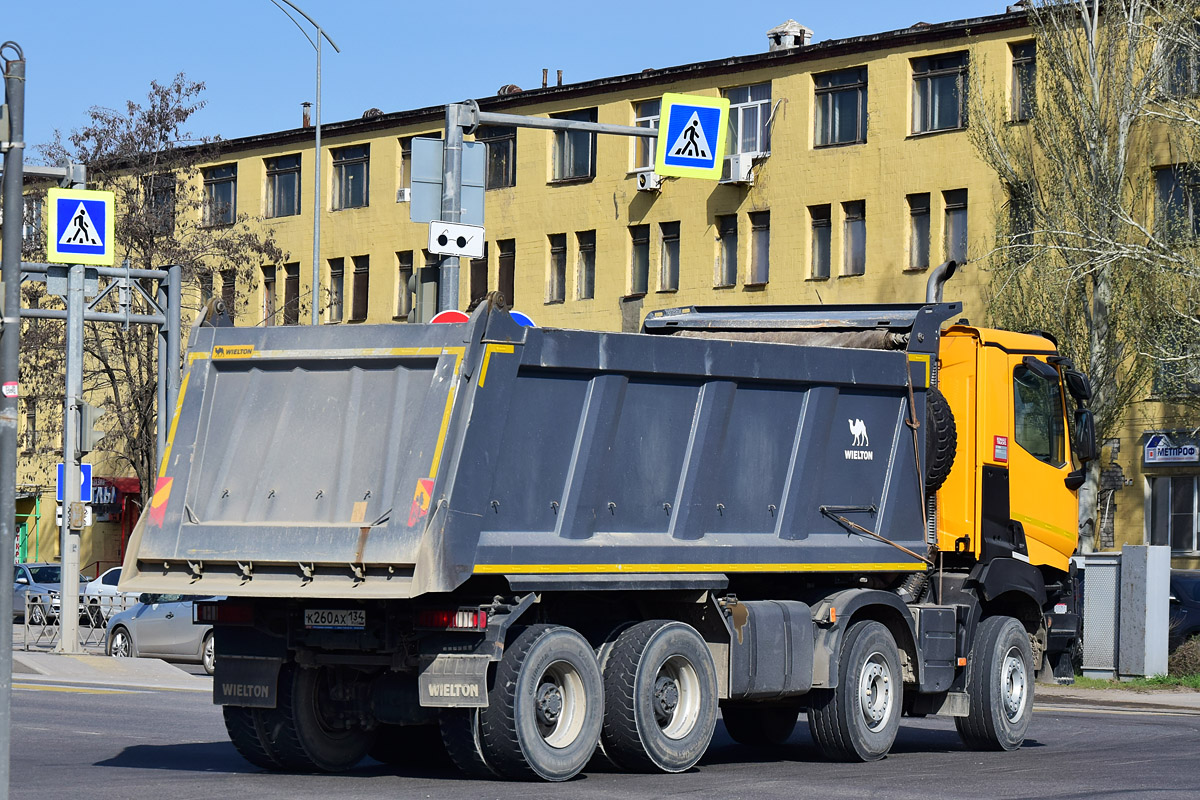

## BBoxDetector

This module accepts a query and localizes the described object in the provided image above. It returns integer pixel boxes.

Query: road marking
[1035,703,1200,717]
[13,683,149,695]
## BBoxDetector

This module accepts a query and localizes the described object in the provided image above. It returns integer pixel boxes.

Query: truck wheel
[478,624,604,781]
[263,665,372,772]
[955,616,1034,751]
[721,703,800,746]
[369,723,450,767]
[807,620,902,762]
[440,709,498,778]
[601,621,718,773]
[925,386,957,493]
[222,705,283,769]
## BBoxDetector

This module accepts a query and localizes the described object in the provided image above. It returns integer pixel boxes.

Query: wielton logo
[845,418,874,461]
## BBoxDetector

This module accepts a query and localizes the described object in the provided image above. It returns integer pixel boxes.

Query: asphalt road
[10,678,1200,800]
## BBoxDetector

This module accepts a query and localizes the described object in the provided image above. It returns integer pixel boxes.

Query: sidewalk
[1035,682,1200,714]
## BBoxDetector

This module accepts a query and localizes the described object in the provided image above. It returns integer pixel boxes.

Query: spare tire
[925,386,957,493]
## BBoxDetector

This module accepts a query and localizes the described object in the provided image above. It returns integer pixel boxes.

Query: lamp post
[271,0,339,326]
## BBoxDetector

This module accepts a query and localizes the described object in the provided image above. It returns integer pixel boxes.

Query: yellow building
[17,9,1200,569]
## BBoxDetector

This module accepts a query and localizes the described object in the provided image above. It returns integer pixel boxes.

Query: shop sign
[1143,433,1199,465]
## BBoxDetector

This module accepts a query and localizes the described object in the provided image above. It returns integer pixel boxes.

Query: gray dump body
[122,300,960,599]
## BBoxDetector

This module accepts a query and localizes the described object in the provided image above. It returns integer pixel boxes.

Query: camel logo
[845,418,874,461]
[848,418,869,447]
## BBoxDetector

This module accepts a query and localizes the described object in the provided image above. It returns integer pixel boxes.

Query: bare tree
[969,0,1200,550]
[30,74,286,506]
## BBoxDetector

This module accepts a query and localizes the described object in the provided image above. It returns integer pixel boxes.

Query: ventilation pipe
[925,260,958,302]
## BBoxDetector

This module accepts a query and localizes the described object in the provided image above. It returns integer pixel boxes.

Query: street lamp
[270,0,340,326]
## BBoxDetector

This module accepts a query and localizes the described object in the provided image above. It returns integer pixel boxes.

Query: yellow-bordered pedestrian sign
[47,188,115,266]
[654,93,730,180]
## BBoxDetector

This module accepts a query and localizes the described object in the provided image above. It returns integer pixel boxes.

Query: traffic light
[78,401,106,455]
[407,266,439,324]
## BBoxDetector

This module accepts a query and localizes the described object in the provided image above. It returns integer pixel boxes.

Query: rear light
[1053,603,1068,614]
[416,608,488,631]
[194,600,254,626]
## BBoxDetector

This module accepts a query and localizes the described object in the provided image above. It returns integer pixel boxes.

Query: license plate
[304,609,366,630]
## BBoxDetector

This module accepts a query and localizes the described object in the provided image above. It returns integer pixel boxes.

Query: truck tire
[478,624,604,781]
[955,616,1034,751]
[925,386,957,493]
[721,704,800,746]
[807,620,903,762]
[601,621,718,773]
[222,705,283,770]
[261,664,372,772]
[369,723,449,767]
[439,709,498,778]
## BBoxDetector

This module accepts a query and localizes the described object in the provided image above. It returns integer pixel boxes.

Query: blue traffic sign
[56,463,93,503]
[655,93,730,180]
[47,188,116,266]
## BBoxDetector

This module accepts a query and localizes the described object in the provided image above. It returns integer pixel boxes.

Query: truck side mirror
[1065,370,1093,403]
[1074,408,1098,462]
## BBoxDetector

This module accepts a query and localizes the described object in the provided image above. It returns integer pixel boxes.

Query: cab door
[1006,356,1077,571]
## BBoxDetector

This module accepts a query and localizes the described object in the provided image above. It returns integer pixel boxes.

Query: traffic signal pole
[0,40,26,800]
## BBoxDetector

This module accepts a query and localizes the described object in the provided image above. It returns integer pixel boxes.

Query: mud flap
[418,654,490,707]
[212,655,283,708]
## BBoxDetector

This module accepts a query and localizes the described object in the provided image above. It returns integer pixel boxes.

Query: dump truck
[120,264,1095,781]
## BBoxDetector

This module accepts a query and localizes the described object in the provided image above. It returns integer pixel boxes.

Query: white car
[84,567,140,621]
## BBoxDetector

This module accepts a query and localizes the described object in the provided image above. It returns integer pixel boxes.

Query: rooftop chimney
[767,19,813,52]
[301,102,312,129]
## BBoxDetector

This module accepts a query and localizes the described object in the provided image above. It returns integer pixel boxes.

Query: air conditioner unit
[636,171,662,192]
[397,187,412,202]
[720,153,756,185]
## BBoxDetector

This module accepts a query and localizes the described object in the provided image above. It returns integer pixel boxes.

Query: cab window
[1013,364,1066,466]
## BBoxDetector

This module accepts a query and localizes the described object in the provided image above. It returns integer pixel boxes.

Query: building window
[470,243,489,302]
[749,211,770,284]
[266,154,301,218]
[1150,476,1200,552]
[912,52,968,134]
[328,257,344,322]
[634,99,661,171]
[199,271,214,303]
[332,145,369,210]
[547,234,567,303]
[202,164,236,227]
[724,83,772,157]
[220,269,236,316]
[814,68,867,146]
[1007,183,1036,254]
[577,231,596,300]
[629,225,650,296]
[283,263,299,325]
[1011,42,1036,121]
[23,195,43,247]
[350,255,369,322]
[716,214,738,287]
[144,174,175,234]
[810,205,831,279]
[843,201,866,276]
[262,265,276,326]
[944,189,968,263]
[1013,363,1066,467]
[498,239,516,308]
[1164,22,1200,98]
[908,193,931,269]
[477,127,516,189]
[1155,164,1200,238]
[396,251,414,319]
[21,401,36,454]
[660,222,680,291]
[552,108,597,181]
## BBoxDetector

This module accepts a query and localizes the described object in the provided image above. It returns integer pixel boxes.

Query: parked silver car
[12,563,91,624]
[106,594,216,675]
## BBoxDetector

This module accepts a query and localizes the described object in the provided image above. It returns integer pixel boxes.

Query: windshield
[27,566,62,584]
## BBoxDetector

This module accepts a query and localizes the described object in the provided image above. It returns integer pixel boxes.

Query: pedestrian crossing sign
[655,93,730,180]
[47,188,115,265]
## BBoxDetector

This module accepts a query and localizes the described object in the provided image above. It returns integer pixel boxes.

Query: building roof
[209,9,1028,156]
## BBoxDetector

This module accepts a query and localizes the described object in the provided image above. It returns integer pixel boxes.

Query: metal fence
[19,593,138,652]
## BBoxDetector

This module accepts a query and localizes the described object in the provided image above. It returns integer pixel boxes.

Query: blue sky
[7,1,1009,159]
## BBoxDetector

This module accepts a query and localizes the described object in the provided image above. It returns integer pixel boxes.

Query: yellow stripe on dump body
[479,344,515,388]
